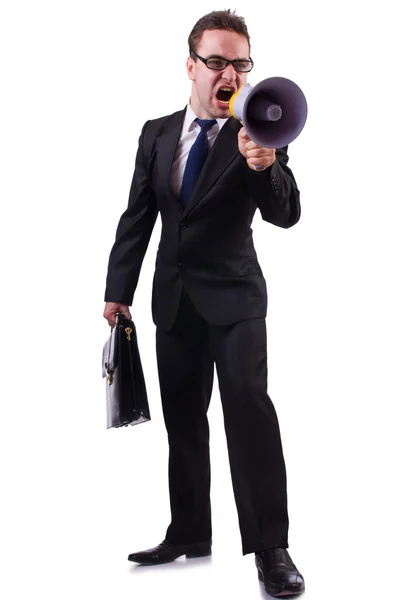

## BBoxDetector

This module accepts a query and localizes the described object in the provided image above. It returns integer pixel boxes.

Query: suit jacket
[104,107,301,331]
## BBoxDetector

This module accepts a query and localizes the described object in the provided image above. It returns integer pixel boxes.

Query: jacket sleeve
[104,121,158,305]
[241,145,301,228]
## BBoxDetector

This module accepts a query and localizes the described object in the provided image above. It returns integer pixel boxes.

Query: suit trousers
[155,287,289,555]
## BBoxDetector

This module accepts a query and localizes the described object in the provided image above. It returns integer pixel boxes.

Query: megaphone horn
[229,76,308,148]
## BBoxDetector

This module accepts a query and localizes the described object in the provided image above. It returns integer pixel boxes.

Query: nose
[222,63,237,82]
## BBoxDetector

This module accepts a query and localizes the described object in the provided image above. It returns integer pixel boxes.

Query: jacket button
[177,262,185,270]
[179,222,187,229]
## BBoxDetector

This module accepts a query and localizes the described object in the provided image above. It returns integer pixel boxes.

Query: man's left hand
[238,127,276,171]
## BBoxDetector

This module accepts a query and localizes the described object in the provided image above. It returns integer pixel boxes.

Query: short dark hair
[188,9,251,57]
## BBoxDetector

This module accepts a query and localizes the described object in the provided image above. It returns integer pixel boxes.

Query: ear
[186,56,196,82]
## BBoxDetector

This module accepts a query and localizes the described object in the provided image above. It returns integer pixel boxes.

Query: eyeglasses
[191,51,254,73]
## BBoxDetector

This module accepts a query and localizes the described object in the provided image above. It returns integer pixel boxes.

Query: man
[103,9,305,598]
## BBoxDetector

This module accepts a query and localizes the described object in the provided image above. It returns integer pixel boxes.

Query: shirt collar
[185,102,229,132]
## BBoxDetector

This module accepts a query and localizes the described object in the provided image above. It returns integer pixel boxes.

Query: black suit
[105,108,301,555]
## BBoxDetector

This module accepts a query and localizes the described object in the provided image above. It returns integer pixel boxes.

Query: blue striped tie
[180,118,217,207]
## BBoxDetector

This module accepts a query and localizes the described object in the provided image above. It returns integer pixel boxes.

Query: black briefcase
[102,313,151,429]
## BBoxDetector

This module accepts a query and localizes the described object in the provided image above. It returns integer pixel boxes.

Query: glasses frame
[190,51,254,73]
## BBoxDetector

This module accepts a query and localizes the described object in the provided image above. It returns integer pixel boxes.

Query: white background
[1,1,396,598]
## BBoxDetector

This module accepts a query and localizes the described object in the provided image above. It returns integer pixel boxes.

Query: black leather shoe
[127,538,212,565]
[255,548,305,597]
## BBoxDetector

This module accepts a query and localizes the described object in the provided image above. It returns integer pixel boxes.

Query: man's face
[187,29,250,119]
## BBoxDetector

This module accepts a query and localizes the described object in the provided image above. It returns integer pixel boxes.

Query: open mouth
[216,88,234,105]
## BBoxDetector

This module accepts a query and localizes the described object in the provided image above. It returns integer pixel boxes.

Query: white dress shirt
[170,103,229,197]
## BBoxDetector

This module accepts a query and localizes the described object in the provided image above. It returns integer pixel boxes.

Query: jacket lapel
[182,117,241,218]
[155,110,242,216]
[155,109,186,208]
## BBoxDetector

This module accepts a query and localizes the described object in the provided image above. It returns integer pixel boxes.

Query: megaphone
[229,76,307,148]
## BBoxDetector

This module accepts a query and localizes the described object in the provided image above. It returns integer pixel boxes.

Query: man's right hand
[103,302,132,327]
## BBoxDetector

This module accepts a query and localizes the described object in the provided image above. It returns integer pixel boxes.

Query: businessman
[103,9,305,597]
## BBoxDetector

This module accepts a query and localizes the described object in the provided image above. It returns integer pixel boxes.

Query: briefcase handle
[115,312,134,341]
[105,314,128,383]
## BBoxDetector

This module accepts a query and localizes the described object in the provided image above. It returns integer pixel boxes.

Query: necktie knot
[195,118,217,134]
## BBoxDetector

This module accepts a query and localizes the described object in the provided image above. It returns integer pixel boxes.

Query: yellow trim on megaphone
[229,85,246,123]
